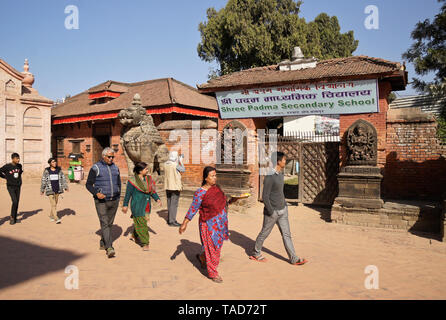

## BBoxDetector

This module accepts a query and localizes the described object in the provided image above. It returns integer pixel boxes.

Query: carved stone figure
[118,94,169,179]
[346,119,377,166]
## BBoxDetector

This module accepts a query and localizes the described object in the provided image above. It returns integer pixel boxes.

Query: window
[72,141,81,154]
[68,139,84,156]
[56,137,65,157]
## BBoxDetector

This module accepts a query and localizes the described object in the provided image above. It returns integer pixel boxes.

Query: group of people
[1,148,307,283]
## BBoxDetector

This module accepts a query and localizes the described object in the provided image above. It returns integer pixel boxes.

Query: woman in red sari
[179,166,230,283]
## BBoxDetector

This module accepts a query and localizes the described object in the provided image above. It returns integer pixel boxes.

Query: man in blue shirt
[86,147,121,258]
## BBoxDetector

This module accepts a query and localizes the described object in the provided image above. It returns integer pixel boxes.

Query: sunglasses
[106,156,115,159]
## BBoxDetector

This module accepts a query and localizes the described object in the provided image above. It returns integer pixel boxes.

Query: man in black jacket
[249,151,307,266]
[0,153,23,225]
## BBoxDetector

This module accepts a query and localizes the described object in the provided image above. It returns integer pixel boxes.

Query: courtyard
[0,182,445,300]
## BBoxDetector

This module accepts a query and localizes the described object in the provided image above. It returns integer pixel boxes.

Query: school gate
[259,132,340,206]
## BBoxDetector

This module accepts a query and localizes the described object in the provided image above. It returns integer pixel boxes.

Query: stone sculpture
[335,119,383,210]
[346,119,377,166]
[118,93,169,179]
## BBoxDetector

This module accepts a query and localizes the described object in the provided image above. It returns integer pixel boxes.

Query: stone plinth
[331,200,442,234]
[335,165,383,209]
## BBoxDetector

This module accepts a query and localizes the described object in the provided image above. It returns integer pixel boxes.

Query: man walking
[164,151,185,227]
[86,147,122,258]
[250,151,307,265]
[0,153,23,225]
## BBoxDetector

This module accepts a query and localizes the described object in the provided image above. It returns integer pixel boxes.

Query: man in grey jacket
[250,151,307,265]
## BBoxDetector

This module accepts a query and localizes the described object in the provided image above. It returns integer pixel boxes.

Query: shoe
[106,247,115,258]
[55,219,61,224]
[9,219,15,225]
[168,221,181,227]
[292,258,308,266]
[50,218,55,222]
[249,255,268,262]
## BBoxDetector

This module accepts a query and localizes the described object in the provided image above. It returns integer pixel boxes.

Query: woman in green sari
[122,162,161,251]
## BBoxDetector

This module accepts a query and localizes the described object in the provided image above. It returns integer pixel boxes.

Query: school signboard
[215,79,379,119]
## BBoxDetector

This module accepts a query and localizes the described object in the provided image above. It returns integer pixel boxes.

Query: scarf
[128,175,154,194]
[199,185,227,222]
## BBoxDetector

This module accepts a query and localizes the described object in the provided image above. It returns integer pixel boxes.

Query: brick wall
[52,120,128,178]
[218,117,268,202]
[159,122,217,188]
[383,109,446,200]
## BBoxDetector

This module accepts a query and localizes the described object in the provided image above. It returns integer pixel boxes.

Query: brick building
[0,58,53,178]
[197,54,409,202]
[51,78,218,181]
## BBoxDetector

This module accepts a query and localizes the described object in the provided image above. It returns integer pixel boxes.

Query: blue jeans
[253,206,300,264]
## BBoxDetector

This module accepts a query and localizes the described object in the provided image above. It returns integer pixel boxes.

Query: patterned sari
[185,186,229,278]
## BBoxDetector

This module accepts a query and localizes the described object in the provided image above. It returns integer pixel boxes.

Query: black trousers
[7,185,21,221]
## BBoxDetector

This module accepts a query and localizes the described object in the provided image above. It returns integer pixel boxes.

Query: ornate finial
[22,58,35,88]
[24,59,30,72]
[132,93,142,106]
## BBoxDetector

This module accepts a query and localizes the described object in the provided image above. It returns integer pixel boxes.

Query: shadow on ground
[228,230,289,263]
[304,204,332,222]
[170,239,207,277]
[0,235,85,290]
[57,209,76,219]
[156,210,168,222]
[18,209,43,222]
[123,224,157,237]
[95,225,123,244]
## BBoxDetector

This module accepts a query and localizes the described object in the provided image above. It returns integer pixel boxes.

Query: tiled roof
[88,80,129,93]
[52,78,218,119]
[197,56,407,92]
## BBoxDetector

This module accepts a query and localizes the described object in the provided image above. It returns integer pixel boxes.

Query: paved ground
[0,182,445,300]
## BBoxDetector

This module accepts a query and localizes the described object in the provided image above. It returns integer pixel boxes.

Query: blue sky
[0,0,442,101]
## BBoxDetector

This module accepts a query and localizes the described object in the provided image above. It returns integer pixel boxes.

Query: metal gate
[259,132,339,206]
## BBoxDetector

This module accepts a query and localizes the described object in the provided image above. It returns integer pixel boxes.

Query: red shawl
[199,185,227,222]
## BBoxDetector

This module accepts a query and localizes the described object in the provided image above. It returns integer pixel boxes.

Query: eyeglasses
[106,156,115,159]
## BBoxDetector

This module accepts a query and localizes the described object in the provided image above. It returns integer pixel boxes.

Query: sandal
[210,276,223,283]
[196,254,206,268]
[249,255,268,262]
[292,258,308,266]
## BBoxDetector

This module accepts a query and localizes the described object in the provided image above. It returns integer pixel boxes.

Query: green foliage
[387,92,397,104]
[197,0,358,77]
[403,0,446,142]
[402,0,446,93]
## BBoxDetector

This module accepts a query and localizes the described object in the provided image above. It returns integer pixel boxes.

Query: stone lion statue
[118,93,169,180]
